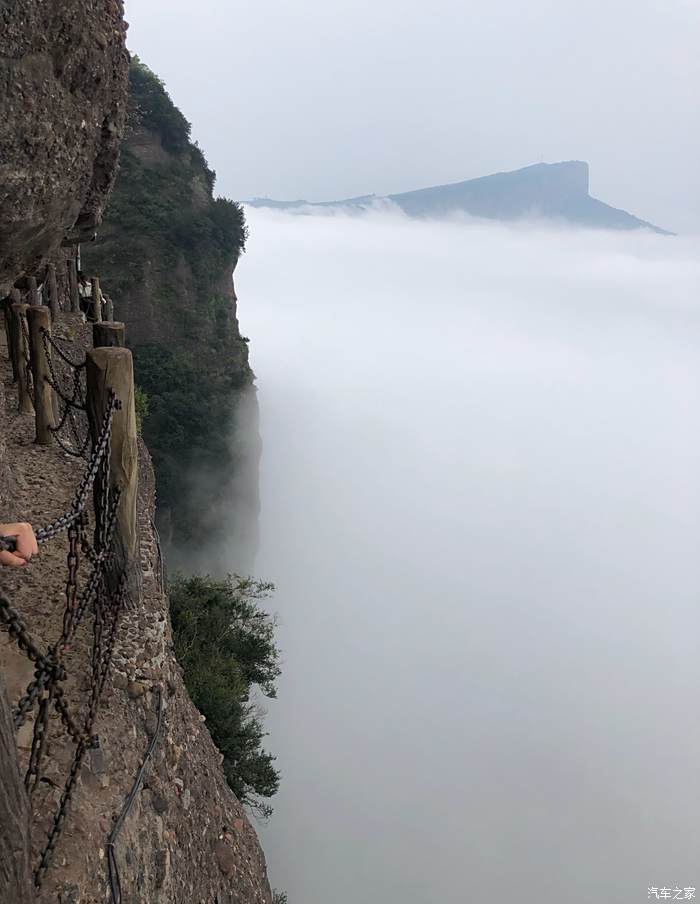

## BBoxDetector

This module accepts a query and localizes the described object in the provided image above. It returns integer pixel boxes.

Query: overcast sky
[124,0,699,232]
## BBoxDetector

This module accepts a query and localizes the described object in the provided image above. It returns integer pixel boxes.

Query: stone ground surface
[0,315,272,904]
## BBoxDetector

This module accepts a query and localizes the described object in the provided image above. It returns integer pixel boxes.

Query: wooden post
[104,294,114,321]
[85,348,140,601]
[47,264,59,319]
[93,322,125,348]
[27,306,54,444]
[67,259,79,313]
[10,304,33,415]
[27,277,39,307]
[91,277,102,323]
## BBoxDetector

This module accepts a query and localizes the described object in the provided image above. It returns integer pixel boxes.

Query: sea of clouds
[233,207,700,904]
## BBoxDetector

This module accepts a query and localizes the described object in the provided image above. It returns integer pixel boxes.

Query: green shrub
[134,385,150,429]
[169,574,281,814]
[129,56,191,154]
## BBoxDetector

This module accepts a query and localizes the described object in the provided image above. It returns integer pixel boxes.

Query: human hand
[0,523,38,567]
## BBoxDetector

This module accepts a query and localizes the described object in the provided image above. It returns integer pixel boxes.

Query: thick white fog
[235,209,700,904]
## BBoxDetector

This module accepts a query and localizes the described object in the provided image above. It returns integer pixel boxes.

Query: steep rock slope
[387,161,669,231]
[0,0,129,292]
[83,60,259,568]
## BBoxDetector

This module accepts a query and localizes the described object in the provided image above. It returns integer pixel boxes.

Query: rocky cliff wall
[0,0,129,293]
[1,7,272,902]
[82,60,260,569]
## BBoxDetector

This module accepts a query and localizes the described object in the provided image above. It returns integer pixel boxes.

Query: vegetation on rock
[83,57,251,550]
[84,60,280,814]
[170,574,281,815]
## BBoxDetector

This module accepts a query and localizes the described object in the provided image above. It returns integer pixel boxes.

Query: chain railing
[0,270,145,894]
[0,387,129,888]
[41,326,91,457]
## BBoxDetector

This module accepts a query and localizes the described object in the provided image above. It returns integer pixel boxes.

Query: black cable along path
[106,687,163,904]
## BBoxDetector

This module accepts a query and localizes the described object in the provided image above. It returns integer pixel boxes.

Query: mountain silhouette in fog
[249,161,671,233]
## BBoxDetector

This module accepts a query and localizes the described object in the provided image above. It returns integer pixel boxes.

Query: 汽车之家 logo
[648,890,695,900]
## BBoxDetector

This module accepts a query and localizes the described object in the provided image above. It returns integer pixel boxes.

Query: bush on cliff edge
[169,573,281,816]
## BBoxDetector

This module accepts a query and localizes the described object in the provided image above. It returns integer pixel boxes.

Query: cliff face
[1,10,273,904]
[0,6,129,897]
[0,0,130,293]
[83,61,259,569]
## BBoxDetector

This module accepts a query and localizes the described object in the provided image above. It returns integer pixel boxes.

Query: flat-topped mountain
[249,161,670,233]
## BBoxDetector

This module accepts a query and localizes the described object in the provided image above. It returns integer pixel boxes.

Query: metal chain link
[0,396,118,554]
[41,327,89,457]
[0,387,129,889]
[42,329,86,370]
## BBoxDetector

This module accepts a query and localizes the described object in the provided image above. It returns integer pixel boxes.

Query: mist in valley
[115,1,700,900]
[233,208,700,903]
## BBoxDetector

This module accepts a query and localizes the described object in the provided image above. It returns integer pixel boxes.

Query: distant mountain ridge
[249,161,671,234]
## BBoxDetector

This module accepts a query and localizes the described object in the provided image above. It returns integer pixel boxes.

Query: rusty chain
[0,389,128,889]
[0,395,118,554]
[41,326,90,458]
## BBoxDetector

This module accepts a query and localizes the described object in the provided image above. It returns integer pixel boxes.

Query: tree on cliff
[170,574,281,815]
